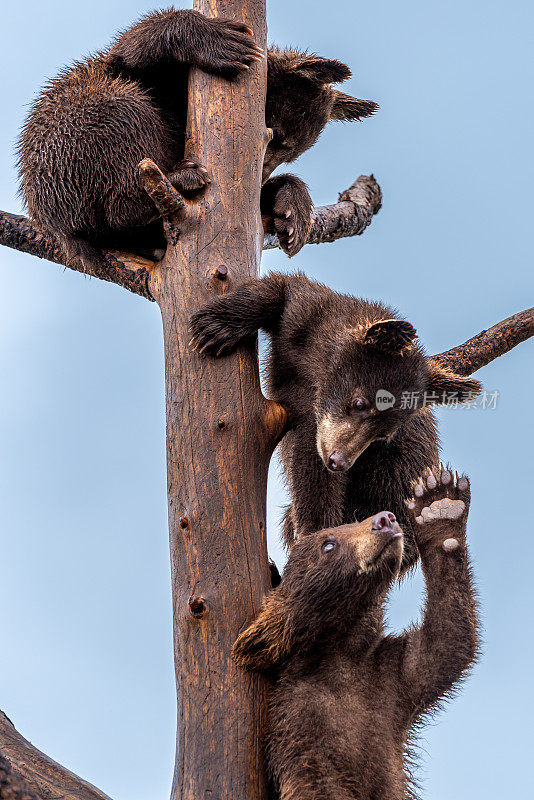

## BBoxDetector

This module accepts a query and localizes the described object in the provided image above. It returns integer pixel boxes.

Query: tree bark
[431,308,534,375]
[145,2,281,800]
[0,712,111,800]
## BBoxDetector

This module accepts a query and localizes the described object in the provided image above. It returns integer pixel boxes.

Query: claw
[441,469,452,485]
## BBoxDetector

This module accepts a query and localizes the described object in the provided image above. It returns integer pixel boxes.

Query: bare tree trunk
[147,2,282,799]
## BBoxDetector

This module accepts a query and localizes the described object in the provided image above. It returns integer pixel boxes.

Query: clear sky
[0,1,532,798]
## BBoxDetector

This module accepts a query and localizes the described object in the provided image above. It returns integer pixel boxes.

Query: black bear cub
[18,8,377,266]
[189,272,481,568]
[233,467,479,800]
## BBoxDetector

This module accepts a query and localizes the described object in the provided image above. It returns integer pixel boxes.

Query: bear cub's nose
[371,511,398,533]
[328,450,347,471]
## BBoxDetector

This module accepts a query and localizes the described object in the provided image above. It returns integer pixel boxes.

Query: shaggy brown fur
[18,7,377,266]
[234,468,479,800]
[189,272,481,569]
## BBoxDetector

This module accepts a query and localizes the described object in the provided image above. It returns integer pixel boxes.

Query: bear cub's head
[233,511,403,671]
[315,318,481,473]
[264,50,378,181]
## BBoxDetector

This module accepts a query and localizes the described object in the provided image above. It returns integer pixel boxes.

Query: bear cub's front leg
[408,465,470,552]
[261,175,312,256]
[106,10,264,80]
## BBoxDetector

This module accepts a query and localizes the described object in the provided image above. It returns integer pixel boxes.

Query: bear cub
[234,467,479,800]
[189,272,481,569]
[18,8,377,266]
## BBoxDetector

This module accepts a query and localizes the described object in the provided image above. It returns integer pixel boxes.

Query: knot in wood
[188,595,207,619]
[214,264,228,280]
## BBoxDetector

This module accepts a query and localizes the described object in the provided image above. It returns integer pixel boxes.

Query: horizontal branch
[0,175,381,297]
[0,210,154,300]
[431,307,534,375]
[263,175,382,250]
[0,710,113,800]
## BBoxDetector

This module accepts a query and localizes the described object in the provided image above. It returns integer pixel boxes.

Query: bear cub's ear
[291,55,352,84]
[233,592,292,672]
[425,360,482,403]
[363,319,417,354]
[331,91,379,121]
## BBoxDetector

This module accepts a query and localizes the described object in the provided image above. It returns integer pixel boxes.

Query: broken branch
[431,308,534,375]
[0,710,113,800]
[0,210,154,300]
[263,174,382,250]
[138,158,185,217]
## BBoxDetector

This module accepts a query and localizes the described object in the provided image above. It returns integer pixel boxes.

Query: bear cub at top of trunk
[18,7,377,267]
[233,468,479,800]
[189,272,481,569]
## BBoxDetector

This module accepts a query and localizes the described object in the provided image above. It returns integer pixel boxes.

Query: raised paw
[189,304,246,358]
[406,465,470,551]
[199,17,264,78]
[262,175,312,257]
[168,161,211,196]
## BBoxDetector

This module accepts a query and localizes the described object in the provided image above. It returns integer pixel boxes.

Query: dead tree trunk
[148,2,278,799]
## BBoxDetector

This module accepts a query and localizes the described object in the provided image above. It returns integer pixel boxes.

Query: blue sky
[0,1,532,798]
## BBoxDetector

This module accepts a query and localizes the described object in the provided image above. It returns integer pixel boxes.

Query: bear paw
[189,303,246,357]
[269,180,312,257]
[407,465,470,552]
[168,161,211,195]
[199,17,264,78]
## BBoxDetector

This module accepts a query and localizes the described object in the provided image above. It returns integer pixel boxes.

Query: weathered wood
[263,174,382,249]
[145,2,275,800]
[0,210,154,299]
[139,159,186,217]
[0,712,112,800]
[432,308,534,375]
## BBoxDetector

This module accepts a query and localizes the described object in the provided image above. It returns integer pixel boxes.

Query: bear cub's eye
[322,539,337,553]
[351,397,368,411]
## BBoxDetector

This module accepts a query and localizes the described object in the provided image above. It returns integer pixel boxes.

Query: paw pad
[407,463,470,536]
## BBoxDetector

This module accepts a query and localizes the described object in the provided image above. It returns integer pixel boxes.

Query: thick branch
[0,711,112,800]
[263,174,382,250]
[0,210,154,300]
[431,308,534,375]
[1,174,381,288]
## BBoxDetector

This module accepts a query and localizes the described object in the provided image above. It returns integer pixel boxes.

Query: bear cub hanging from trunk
[18,8,377,268]
[233,467,479,800]
[189,272,481,569]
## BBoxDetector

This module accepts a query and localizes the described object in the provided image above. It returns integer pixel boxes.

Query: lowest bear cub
[189,272,481,568]
[233,468,479,800]
[18,8,377,266]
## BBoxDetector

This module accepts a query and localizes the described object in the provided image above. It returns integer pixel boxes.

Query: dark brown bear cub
[234,468,479,800]
[189,272,481,569]
[18,8,377,266]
